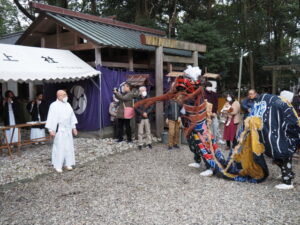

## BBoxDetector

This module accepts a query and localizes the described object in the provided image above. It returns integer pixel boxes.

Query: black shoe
[127,140,133,143]
[116,139,123,143]
[148,144,152,149]
[173,144,180,149]
[168,146,173,150]
[138,146,142,150]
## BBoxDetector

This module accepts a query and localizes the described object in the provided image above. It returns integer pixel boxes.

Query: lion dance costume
[134,66,300,189]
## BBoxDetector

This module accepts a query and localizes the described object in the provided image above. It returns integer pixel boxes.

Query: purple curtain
[98,66,129,127]
[97,66,174,128]
[43,76,100,131]
[43,66,176,131]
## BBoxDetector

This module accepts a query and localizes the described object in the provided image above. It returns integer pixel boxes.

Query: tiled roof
[0,32,24,44]
[31,2,165,36]
[27,3,202,58]
[47,13,195,57]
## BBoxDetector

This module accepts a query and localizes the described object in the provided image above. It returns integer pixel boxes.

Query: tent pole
[90,75,102,138]
[99,73,103,139]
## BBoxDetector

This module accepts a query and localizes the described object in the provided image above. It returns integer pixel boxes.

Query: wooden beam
[155,46,164,137]
[86,61,96,67]
[163,55,194,64]
[263,64,300,71]
[170,66,186,71]
[141,34,206,52]
[95,48,102,67]
[128,49,134,71]
[101,61,150,69]
[101,61,129,68]
[61,42,96,51]
[88,61,185,71]
[30,32,49,36]
[193,51,198,66]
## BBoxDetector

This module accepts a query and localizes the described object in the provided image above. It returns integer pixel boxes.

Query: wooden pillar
[28,82,35,100]
[128,49,134,71]
[95,48,102,67]
[74,34,78,46]
[41,36,46,48]
[193,51,198,67]
[56,25,61,48]
[167,62,173,72]
[272,70,278,94]
[155,46,164,137]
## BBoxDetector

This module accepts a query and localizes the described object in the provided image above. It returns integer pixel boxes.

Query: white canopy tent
[0,44,103,132]
[0,43,100,82]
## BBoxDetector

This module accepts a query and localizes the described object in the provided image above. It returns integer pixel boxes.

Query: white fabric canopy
[0,44,100,82]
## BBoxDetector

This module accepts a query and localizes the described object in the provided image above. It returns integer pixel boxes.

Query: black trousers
[112,119,118,139]
[275,157,294,185]
[226,138,237,149]
[118,118,132,142]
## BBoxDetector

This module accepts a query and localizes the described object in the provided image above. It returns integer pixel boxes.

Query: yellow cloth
[223,117,265,180]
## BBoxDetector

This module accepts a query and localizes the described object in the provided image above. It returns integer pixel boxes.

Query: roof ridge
[30,2,165,36]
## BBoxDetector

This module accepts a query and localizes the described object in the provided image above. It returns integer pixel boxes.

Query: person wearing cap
[135,86,153,150]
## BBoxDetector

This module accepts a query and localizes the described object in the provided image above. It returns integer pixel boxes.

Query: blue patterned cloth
[249,94,300,160]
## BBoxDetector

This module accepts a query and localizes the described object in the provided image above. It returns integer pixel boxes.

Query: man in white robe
[2,90,21,144]
[26,93,48,144]
[46,90,78,173]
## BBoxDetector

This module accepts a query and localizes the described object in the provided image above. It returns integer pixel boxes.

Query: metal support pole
[237,49,243,102]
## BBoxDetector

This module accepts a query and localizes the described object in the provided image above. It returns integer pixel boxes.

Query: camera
[113,88,118,92]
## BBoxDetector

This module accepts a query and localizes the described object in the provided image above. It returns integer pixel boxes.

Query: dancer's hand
[72,128,78,136]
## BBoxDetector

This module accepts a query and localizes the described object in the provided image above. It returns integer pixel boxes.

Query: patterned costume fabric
[135,75,300,184]
[249,94,300,160]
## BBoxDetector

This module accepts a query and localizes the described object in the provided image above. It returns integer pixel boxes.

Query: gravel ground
[0,139,299,225]
[0,137,161,185]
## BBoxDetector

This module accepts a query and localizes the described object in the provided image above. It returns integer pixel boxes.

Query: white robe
[29,102,46,141]
[46,100,78,170]
[5,102,19,143]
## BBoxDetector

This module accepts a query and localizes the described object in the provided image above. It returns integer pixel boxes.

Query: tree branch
[13,0,35,21]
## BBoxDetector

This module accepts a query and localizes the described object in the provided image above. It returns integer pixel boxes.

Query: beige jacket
[227,100,241,124]
[114,91,134,119]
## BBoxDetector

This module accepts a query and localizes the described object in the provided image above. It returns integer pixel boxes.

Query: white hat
[184,65,202,81]
[280,90,294,103]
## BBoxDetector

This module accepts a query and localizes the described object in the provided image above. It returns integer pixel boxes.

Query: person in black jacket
[135,86,153,150]
[1,90,22,143]
[26,92,48,143]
